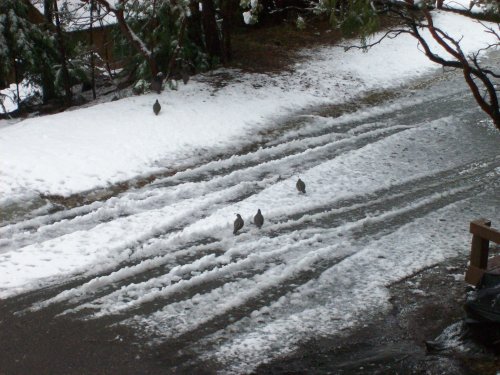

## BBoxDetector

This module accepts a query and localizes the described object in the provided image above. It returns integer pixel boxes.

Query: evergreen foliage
[54,43,90,89]
[315,0,379,38]
[113,0,208,84]
[0,0,57,90]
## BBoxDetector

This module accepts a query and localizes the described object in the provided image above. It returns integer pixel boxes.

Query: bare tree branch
[379,5,500,129]
[340,29,408,51]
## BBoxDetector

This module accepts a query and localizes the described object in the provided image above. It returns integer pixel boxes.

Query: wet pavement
[256,256,500,375]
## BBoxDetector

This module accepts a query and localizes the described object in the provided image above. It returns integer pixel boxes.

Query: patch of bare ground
[255,255,500,375]
[229,15,401,73]
[230,17,340,73]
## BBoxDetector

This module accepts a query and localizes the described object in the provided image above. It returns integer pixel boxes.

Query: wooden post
[465,219,500,286]
[469,219,491,270]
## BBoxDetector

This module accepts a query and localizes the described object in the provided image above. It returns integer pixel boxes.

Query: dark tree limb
[340,29,408,51]
[421,10,499,129]
[361,3,500,129]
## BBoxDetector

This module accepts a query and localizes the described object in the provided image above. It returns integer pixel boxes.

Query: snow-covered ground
[0,11,496,202]
[0,8,499,374]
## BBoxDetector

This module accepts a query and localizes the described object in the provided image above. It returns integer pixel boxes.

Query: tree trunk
[41,0,57,103]
[14,58,20,109]
[201,0,222,62]
[43,0,53,23]
[166,17,188,79]
[187,0,205,52]
[220,0,235,65]
[89,0,97,100]
[53,0,72,106]
[96,4,114,79]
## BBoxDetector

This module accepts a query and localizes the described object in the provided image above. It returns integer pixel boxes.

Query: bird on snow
[153,99,161,116]
[151,72,164,94]
[182,70,190,85]
[296,177,306,194]
[233,213,244,235]
[254,209,264,229]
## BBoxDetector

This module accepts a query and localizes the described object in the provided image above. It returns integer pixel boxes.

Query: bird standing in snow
[233,214,244,235]
[182,70,190,85]
[153,99,161,116]
[296,177,306,194]
[151,72,164,94]
[254,209,264,229]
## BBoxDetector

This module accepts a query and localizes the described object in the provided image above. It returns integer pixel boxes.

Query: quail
[296,177,306,194]
[153,99,161,116]
[182,70,190,85]
[254,209,264,229]
[233,213,244,235]
[151,72,164,94]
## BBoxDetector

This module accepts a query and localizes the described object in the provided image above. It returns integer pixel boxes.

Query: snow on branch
[94,0,153,58]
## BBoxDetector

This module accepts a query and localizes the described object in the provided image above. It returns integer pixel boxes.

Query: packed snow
[1,7,499,374]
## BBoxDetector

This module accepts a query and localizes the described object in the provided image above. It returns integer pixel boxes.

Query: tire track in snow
[0,123,409,253]
[272,157,499,235]
[0,105,392,231]
[77,174,495,361]
[0,79,464,242]
[31,157,498,327]
[3,70,499,374]
[8,151,497,319]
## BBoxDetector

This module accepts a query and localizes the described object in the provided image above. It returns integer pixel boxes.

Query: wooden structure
[70,25,121,69]
[465,219,500,286]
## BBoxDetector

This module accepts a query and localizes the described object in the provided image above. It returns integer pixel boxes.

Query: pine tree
[0,0,58,106]
[96,0,219,85]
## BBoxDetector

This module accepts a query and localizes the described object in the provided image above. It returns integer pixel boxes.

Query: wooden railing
[465,219,500,286]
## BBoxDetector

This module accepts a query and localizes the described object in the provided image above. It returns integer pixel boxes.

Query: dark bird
[153,99,161,116]
[296,177,306,194]
[151,72,164,94]
[182,70,190,85]
[233,213,244,235]
[254,209,264,229]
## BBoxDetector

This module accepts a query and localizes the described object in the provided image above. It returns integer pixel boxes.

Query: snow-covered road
[1,65,499,372]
